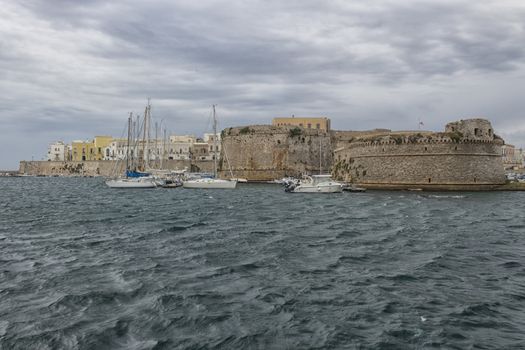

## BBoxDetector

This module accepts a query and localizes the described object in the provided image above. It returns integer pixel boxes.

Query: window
[316,123,320,129]
[307,123,311,128]
[299,123,303,127]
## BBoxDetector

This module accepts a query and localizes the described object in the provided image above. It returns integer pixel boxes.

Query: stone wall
[19,160,215,177]
[332,119,506,190]
[220,125,332,181]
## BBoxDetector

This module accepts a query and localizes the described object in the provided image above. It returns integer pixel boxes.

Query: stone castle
[220,118,506,190]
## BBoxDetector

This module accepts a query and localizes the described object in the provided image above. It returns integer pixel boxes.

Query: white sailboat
[106,112,156,188]
[183,105,237,189]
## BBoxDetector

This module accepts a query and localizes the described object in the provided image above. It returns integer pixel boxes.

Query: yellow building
[71,136,113,161]
[272,117,331,131]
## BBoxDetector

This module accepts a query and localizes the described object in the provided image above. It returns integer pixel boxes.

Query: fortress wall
[333,140,505,189]
[220,125,332,181]
[19,160,214,177]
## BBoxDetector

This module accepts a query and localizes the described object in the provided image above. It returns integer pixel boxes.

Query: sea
[1,177,524,349]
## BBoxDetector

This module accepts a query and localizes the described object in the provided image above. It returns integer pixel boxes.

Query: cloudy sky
[1,0,525,168]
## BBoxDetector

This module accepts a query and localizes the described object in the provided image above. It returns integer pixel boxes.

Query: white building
[202,133,221,161]
[502,144,522,169]
[47,141,67,161]
[168,135,196,160]
[170,135,196,143]
[104,139,126,161]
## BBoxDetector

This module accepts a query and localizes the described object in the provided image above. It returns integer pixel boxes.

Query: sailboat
[105,112,156,188]
[183,105,237,189]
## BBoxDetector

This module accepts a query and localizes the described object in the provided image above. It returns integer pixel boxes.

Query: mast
[319,136,322,175]
[213,104,218,178]
[155,121,158,169]
[161,128,166,169]
[135,115,140,171]
[142,104,148,171]
[126,113,132,177]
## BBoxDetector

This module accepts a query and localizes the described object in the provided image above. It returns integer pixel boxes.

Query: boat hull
[183,179,237,189]
[105,178,157,188]
[292,184,343,193]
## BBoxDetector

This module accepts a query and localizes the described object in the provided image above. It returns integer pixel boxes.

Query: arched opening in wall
[277,139,281,144]
[454,146,458,151]
[474,128,481,136]
[473,177,477,183]
[488,129,493,137]
[363,170,367,177]
[428,178,431,183]
[424,147,428,151]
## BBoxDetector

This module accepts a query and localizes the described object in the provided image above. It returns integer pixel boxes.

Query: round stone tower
[332,118,506,190]
[445,118,495,141]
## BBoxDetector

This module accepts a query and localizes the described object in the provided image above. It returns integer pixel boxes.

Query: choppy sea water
[1,177,525,349]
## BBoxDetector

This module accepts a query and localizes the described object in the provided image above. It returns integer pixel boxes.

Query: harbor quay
[18,159,215,178]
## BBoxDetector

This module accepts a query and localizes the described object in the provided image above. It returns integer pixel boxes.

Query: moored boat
[183,105,237,189]
[105,111,157,189]
[284,174,343,193]
[183,178,237,189]
[106,177,157,188]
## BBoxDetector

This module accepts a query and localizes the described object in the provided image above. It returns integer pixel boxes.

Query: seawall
[332,122,506,190]
[19,160,215,177]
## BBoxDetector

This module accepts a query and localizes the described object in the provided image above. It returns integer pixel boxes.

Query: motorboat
[183,178,237,189]
[106,176,157,188]
[284,174,343,193]
[230,177,248,183]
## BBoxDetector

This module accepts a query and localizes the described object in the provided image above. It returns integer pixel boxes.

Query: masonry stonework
[220,125,332,181]
[19,160,215,177]
[332,118,505,190]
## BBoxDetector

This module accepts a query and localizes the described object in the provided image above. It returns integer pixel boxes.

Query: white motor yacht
[105,176,157,188]
[285,174,342,193]
[183,178,237,189]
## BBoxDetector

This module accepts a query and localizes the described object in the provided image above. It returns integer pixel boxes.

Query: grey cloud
[1,0,525,168]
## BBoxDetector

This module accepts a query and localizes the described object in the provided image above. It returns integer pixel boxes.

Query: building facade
[71,136,113,161]
[272,117,331,131]
[47,141,67,161]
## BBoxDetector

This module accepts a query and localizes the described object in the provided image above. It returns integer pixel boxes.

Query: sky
[1,0,525,169]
